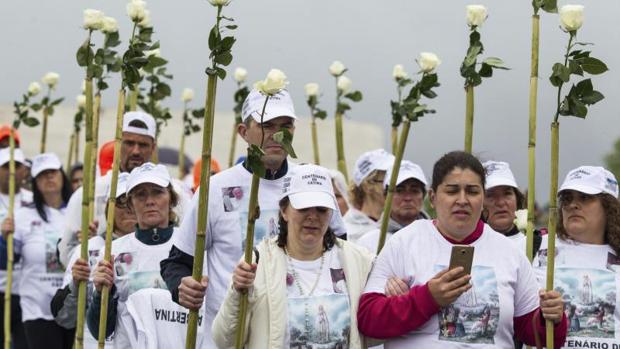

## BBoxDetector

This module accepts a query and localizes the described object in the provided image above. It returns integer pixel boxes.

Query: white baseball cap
[241,89,297,123]
[281,164,337,210]
[112,172,130,199]
[483,161,518,190]
[31,153,62,178]
[0,148,26,167]
[122,111,156,139]
[384,160,428,189]
[559,166,619,198]
[353,149,395,186]
[126,162,171,195]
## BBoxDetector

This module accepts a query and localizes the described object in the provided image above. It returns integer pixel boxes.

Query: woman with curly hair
[533,165,620,348]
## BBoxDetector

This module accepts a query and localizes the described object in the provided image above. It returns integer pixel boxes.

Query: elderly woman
[343,149,394,242]
[358,151,567,348]
[533,166,620,348]
[87,163,178,346]
[212,164,374,348]
[1,153,73,349]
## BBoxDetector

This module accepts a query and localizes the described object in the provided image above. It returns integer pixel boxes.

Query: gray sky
[1,0,619,203]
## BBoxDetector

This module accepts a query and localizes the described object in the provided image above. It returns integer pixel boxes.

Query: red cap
[193,157,221,191]
[99,141,115,176]
[0,125,20,146]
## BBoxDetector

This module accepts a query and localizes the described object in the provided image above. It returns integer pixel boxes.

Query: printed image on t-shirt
[288,294,350,348]
[606,252,620,273]
[239,210,279,250]
[114,252,135,276]
[127,271,168,296]
[436,265,500,344]
[44,230,63,273]
[534,247,559,268]
[555,268,615,339]
[87,249,100,269]
[330,268,347,294]
[221,186,245,212]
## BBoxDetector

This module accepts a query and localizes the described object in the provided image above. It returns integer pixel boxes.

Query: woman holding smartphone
[357,151,567,348]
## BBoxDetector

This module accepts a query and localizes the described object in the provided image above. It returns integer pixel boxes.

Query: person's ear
[428,189,436,209]
[280,207,289,222]
[237,122,249,141]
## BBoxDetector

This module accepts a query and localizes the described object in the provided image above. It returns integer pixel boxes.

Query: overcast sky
[1,0,618,203]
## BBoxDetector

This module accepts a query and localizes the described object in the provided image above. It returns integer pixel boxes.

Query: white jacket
[212,237,375,349]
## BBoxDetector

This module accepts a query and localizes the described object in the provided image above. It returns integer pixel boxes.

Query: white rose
[28,82,41,96]
[102,16,118,33]
[83,9,105,31]
[329,61,346,77]
[254,69,288,95]
[466,5,488,28]
[76,95,86,108]
[126,0,147,22]
[145,48,160,57]
[304,83,320,97]
[336,76,352,93]
[417,52,441,73]
[234,67,248,83]
[181,88,194,103]
[514,209,528,231]
[560,5,584,32]
[392,64,407,80]
[208,0,232,6]
[41,72,60,88]
[138,9,152,28]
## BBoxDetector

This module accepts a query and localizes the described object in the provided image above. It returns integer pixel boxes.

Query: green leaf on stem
[579,57,609,75]
[568,60,584,76]
[208,26,219,51]
[314,110,327,120]
[272,128,297,158]
[464,45,481,67]
[344,91,363,102]
[76,41,93,67]
[214,52,233,66]
[23,117,40,127]
[479,63,493,78]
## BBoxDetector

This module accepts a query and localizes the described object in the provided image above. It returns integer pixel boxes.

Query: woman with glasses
[533,166,620,348]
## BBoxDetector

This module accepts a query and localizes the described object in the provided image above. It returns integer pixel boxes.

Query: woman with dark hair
[69,162,83,193]
[358,151,567,348]
[533,166,620,348]
[1,153,73,349]
[212,164,374,348]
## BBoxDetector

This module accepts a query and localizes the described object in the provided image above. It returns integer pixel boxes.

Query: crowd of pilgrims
[0,88,618,349]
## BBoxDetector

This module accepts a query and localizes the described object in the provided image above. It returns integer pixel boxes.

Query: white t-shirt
[120,288,206,349]
[284,246,351,348]
[533,235,619,349]
[14,204,66,321]
[0,190,32,294]
[357,228,392,255]
[173,163,286,348]
[364,219,540,348]
[343,207,378,243]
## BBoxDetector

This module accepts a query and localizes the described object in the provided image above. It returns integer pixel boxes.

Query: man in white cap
[343,148,394,242]
[58,111,191,267]
[357,160,428,253]
[160,89,300,348]
[0,148,31,349]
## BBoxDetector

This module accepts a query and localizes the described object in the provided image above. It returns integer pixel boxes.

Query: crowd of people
[0,88,617,349]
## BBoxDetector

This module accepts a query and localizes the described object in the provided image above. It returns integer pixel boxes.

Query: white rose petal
[208,0,232,6]
[102,16,118,33]
[234,67,248,83]
[28,82,41,96]
[336,76,352,93]
[417,52,441,73]
[83,9,105,31]
[560,5,584,32]
[329,61,346,77]
[466,5,488,28]
[41,72,60,88]
[76,95,86,108]
[254,69,288,95]
[392,64,407,80]
[138,9,152,28]
[304,83,320,97]
[126,0,147,22]
[145,48,160,57]
[181,88,194,103]
[514,209,528,231]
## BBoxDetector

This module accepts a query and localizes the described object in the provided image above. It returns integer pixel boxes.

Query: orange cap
[99,141,115,176]
[193,157,221,191]
[0,125,20,146]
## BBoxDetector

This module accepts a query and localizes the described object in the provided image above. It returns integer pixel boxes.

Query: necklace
[285,247,325,336]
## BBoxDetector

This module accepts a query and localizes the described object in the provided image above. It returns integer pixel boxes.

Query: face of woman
[114,195,137,235]
[484,186,517,233]
[35,169,63,196]
[362,170,386,204]
[431,168,484,239]
[560,190,606,244]
[282,204,333,249]
[129,183,170,229]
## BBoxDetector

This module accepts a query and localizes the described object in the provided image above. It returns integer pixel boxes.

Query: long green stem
[526,14,540,262]
[97,89,125,349]
[391,127,398,155]
[40,91,50,153]
[546,122,559,348]
[228,120,238,168]
[75,129,80,165]
[75,77,94,349]
[89,94,102,223]
[335,112,348,182]
[179,107,187,180]
[129,88,138,111]
[377,119,411,254]
[311,117,320,165]
[464,85,475,153]
[67,133,75,173]
[4,131,16,349]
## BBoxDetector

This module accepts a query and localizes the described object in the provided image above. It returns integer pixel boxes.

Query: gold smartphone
[448,245,474,276]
